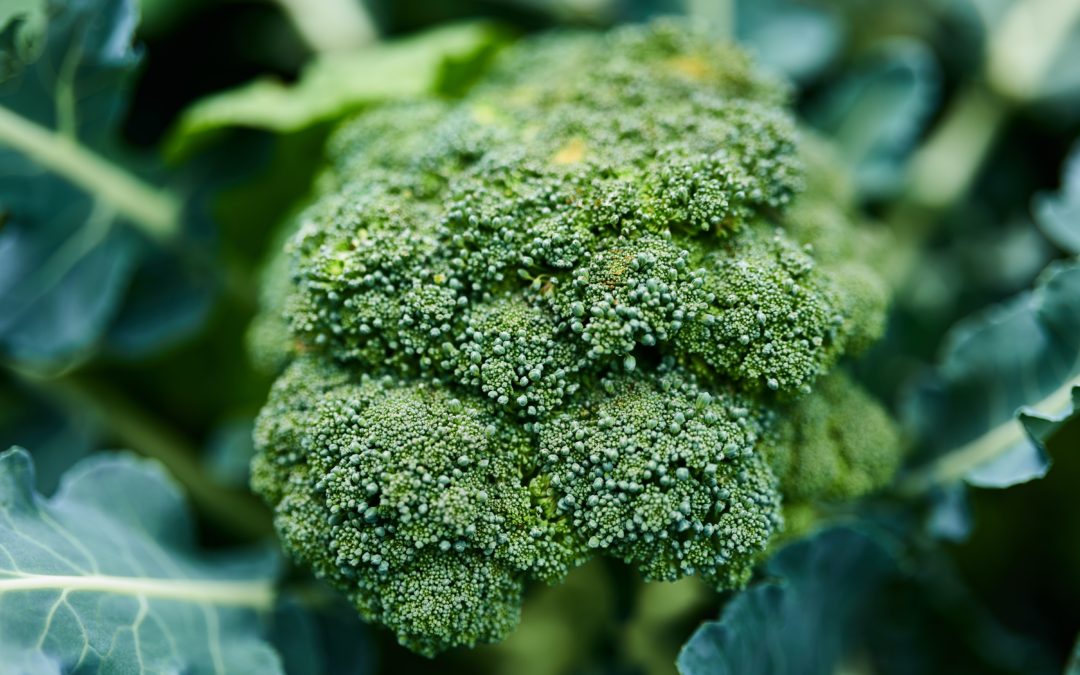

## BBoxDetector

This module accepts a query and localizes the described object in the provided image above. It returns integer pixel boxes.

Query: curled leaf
[902,257,1080,492]
[808,39,941,199]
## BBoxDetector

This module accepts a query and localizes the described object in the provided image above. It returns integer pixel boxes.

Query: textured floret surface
[251,20,901,656]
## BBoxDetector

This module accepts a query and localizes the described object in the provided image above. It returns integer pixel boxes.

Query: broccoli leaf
[0,0,146,363]
[902,257,1080,491]
[677,527,897,675]
[0,0,214,365]
[808,39,941,199]
[732,0,842,82]
[167,21,508,158]
[0,380,99,494]
[0,447,283,673]
[925,484,972,542]
[1033,141,1080,255]
[270,593,375,675]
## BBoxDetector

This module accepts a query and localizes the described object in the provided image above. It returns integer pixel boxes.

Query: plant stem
[10,368,273,540]
[274,0,377,53]
[890,0,1080,226]
[901,84,1009,217]
[0,105,181,242]
[986,0,1080,102]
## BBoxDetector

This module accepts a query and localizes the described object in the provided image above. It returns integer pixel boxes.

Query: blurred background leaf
[270,590,377,675]
[166,21,509,157]
[1034,141,1080,255]
[0,0,154,365]
[0,0,219,368]
[678,527,898,675]
[808,38,941,200]
[901,257,1080,490]
[730,0,841,82]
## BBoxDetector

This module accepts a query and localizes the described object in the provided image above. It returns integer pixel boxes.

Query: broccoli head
[251,19,903,656]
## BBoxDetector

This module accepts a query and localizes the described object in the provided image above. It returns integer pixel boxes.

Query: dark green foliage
[677,527,897,675]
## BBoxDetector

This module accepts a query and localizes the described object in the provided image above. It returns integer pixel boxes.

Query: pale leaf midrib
[0,572,274,609]
[900,373,1080,494]
[0,104,181,241]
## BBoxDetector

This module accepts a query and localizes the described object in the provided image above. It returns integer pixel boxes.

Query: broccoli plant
[249,21,901,655]
[3,1,1080,673]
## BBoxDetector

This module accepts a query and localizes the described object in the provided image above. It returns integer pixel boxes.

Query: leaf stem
[890,0,1080,229]
[273,0,377,53]
[897,375,1080,496]
[901,84,1009,217]
[9,368,273,540]
[0,105,181,242]
[0,572,275,609]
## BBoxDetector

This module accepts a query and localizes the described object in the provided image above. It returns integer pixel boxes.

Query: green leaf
[270,592,374,675]
[0,0,179,239]
[0,220,139,362]
[1038,29,1080,118]
[734,0,842,82]
[925,484,972,542]
[0,0,42,68]
[204,418,255,489]
[167,21,509,159]
[902,257,1080,492]
[808,39,941,199]
[1068,634,1080,674]
[0,447,283,673]
[0,0,40,25]
[0,0,214,365]
[0,380,99,494]
[1033,141,1080,255]
[677,527,897,675]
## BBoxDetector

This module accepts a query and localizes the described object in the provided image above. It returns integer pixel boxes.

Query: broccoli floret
[251,19,901,656]
[539,364,782,589]
[763,370,904,503]
[547,233,710,360]
[256,355,582,655]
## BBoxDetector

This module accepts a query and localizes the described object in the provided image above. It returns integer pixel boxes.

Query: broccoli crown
[252,20,901,656]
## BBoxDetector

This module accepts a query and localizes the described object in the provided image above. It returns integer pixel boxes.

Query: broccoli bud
[251,19,902,655]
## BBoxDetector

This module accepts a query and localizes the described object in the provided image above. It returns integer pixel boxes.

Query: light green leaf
[0,447,283,674]
[901,257,1080,493]
[1068,633,1080,674]
[0,0,42,61]
[167,21,508,159]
